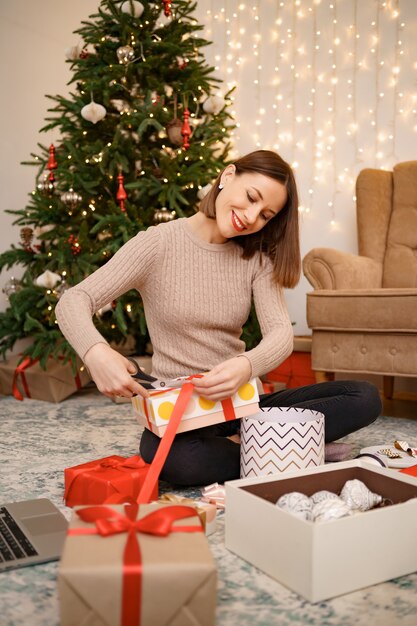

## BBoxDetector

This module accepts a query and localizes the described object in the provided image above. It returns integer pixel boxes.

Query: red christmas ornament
[116,172,127,212]
[47,144,58,184]
[163,0,172,17]
[68,234,81,255]
[181,108,191,150]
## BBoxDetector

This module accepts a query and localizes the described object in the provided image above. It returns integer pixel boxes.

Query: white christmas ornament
[110,99,132,114]
[312,498,352,522]
[203,95,226,115]
[197,183,213,200]
[310,490,339,505]
[35,270,62,289]
[33,224,55,238]
[164,85,173,98]
[120,1,144,17]
[340,479,382,512]
[96,302,113,317]
[81,99,107,124]
[276,492,313,521]
[65,44,83,61]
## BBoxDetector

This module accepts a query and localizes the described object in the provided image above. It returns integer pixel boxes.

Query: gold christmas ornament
[81,98,107,124]
[20,227,34,247]
[60,190,82,209]
[120,1,144,17]
[153,207,176,223]
[203,94,226,115]
[166,118,183,145]
[117,45,135,65]
[35,270,62,289]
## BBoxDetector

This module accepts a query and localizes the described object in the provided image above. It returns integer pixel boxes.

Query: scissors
[126,357,186,390]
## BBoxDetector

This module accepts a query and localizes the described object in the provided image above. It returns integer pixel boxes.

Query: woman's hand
[191,355,252,401]
[83,343,150,399]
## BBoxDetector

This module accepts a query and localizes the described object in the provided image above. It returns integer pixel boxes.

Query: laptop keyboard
[0,507,38,562]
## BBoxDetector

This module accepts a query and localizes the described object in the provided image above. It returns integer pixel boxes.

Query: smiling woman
[55,149,382,486]
[197,150,300,288]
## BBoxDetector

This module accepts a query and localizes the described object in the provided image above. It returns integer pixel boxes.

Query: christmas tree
[0,0,236,368]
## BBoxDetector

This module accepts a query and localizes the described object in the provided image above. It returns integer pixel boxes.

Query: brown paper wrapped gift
[58,502,217,626]
[158,493,217,536]
[0,354,91,402]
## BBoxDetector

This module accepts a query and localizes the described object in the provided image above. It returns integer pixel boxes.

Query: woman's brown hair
[199,150,301,288]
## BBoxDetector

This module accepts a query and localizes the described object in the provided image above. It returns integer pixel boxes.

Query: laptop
[0,498,68,571]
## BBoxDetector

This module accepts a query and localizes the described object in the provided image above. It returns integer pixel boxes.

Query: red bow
[70,504,202,626]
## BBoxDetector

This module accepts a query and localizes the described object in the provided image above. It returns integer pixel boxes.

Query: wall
[1,1,416,390]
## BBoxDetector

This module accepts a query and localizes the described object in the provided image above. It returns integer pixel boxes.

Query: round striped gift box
[240,407,325,478]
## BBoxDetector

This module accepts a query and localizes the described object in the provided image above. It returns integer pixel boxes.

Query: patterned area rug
[1,388,417,626]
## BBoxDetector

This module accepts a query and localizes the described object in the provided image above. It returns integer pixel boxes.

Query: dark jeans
[139,380,382,486]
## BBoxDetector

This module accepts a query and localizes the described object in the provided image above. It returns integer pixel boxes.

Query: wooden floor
[383,392,417,420]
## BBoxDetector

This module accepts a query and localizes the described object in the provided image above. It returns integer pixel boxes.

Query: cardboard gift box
[0,354,91,403]
[58,502,217,626]
[158,493,217,536]
[64,455,158,507]
[132,378,259,436]
[225,460,417,602]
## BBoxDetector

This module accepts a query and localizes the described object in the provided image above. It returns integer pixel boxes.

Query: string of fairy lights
[195,0,417,230]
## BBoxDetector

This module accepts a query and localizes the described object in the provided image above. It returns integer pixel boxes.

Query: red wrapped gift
[64,455,157,507]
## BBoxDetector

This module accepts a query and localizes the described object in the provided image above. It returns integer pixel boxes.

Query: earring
[218,183,224,190]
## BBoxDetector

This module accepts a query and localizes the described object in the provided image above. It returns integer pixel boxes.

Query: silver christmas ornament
[312,498,352,522]
[276,492,313,521]
[117,45,135,65]
[310,490,340,505]
[2,277,22,297]
[37,176,55,196]
[60,190,82,209]
[340,479,383,512]
[55,279,69,299]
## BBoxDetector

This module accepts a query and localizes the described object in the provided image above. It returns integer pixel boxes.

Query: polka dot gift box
[132,378,260,437]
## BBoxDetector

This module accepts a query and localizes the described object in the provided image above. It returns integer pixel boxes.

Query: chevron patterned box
[225,460,417,602]
[240,407,325,478]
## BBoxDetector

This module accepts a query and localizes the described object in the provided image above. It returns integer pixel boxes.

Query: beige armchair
[303,161,417,398]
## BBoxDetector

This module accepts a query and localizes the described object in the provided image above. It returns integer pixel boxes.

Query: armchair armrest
[303,248,383,290]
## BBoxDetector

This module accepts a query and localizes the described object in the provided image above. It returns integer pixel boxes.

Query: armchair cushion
[303,248,383,290]
[306,288,417,332]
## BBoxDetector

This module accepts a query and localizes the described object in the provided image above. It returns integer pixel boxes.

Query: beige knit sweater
[55,218,293,379]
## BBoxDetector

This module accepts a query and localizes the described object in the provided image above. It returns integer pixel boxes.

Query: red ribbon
[12,356,34,400]
[64,455,147,505]
[12,355,82,401]
[69,504,203,626]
